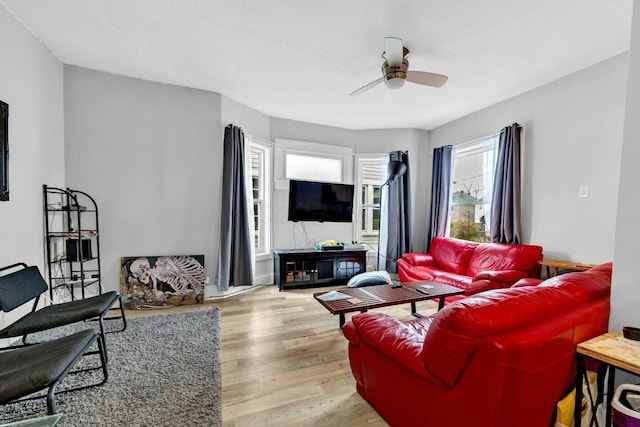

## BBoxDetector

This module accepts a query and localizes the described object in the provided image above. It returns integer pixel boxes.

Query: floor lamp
[377,160,407,270]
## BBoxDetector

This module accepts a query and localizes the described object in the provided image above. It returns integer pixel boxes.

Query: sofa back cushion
[429,237,478,275]
[420,264,611,387]
[466,242,543,277]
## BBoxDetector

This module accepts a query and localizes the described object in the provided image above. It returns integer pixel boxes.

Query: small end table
[539,259,595,278]
[575,332,640,427]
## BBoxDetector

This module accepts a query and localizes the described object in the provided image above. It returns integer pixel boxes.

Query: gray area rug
[0,309,222,426]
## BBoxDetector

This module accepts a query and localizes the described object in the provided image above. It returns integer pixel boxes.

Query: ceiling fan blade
[349,77,384,96]
[406,71,448,87]
[384,37,404,67]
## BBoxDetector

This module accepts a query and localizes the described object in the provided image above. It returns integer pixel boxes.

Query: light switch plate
[578,186,589,198]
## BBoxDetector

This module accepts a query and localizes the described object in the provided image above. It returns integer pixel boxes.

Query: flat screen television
[288,179,354,222]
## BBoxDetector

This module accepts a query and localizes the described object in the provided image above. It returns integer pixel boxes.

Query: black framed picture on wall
[0,100,7,201]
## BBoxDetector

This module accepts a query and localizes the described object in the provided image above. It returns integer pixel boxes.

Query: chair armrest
[473,269,529,283]
[401,252,435,267]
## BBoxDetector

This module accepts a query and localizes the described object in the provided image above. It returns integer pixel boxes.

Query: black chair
[0,262,127,358]
[0,329,108,415]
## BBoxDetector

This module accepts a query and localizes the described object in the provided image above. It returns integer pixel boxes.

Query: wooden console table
[575,332,640,427]
[539,259,595,278]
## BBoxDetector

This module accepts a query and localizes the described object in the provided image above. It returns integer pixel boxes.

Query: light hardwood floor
[126,284,438,426]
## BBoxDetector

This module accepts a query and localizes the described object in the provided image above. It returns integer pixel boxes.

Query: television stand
[273,248,367,291]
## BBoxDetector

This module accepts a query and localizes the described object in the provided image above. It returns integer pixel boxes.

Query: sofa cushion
[421,284,582,387]
[401,265,438,281]
[538,266,611,300]
[466,242,543,277]
[430,237,478,275]
[430,270,472,290]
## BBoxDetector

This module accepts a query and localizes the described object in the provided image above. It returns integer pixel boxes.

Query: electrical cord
[359,241,399,265]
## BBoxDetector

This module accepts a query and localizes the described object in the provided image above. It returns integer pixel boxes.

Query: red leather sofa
[342,263,612,427]
[397,236,543,298]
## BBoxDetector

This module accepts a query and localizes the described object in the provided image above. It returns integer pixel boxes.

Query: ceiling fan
[349,37,448,96]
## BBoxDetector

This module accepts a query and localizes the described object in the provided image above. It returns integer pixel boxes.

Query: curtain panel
[378,151,412,273]
[426,145,453,250]
[490,123,522,244]
[217,124,254,291]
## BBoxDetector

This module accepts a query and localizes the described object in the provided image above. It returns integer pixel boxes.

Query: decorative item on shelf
[623,326,640,341]
[315,240,343,251]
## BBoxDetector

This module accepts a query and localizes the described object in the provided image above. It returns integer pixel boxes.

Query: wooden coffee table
[314,281,464,327]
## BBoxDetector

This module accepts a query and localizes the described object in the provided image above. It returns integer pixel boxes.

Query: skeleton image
[154,256,205,294]
[129,256,205,294]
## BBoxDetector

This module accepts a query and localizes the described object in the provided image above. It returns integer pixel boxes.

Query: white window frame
[354,154,387,267]
[247,136,272,260]
[274,138,354,184]
[448,134,500,242]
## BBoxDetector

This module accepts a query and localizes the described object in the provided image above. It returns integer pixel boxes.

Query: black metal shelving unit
[43,184,102,303]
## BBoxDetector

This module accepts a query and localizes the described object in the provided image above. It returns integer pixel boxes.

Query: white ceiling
[0,0,633,130]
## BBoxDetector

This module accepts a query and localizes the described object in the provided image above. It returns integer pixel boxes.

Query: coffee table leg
[339,314,345,328]
[411,301,426,318]
[438,297,445,311]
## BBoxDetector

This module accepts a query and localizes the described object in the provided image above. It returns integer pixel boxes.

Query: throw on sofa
[397,236,543,298]
[342,263,612,427]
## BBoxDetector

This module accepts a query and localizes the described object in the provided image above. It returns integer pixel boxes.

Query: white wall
[611,2,640,332]
[430,54,628,263]
[64,66,222,292]
[0,7,65,340]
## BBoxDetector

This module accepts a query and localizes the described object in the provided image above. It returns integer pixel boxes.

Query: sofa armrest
[401,252,435,267]
[349,313,436,380]
[473,269,529,283]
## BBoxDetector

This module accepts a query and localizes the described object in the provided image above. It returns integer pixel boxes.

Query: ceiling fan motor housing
[382,58,409,89]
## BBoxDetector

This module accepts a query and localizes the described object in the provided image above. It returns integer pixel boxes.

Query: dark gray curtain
[490,123,522,244]
[217,124,254,291]
[378,151,412,273]
[426,145,453,250]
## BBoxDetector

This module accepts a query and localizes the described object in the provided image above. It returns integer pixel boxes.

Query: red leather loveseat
[342,263,612,427]
[397,236,543,298]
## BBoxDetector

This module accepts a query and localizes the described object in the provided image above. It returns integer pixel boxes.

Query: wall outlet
[578,186,589,198]
[205,276,210,285]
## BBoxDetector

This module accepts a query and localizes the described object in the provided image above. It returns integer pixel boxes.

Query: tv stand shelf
[273,248,367,291]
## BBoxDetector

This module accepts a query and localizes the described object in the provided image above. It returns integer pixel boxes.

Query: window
[448,135,499,242]
[355,156,386,261]
[285,153,343,183]
[248,137,271,257]
[275,138,353,184]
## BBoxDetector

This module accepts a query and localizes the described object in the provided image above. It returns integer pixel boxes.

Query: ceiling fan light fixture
[384,77,405,89]
[382,58,409,89]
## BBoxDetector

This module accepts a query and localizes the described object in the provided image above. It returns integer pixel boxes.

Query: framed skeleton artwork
[120,255,205,308]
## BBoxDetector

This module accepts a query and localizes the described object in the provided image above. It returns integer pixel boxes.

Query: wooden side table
[575,332,640,427]
[539,259,595,278]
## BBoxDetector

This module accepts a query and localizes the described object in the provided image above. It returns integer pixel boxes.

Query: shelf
[52,278,99,288]
[47,231,98,238]
[273,248,367,291]
[43,185,102,303]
